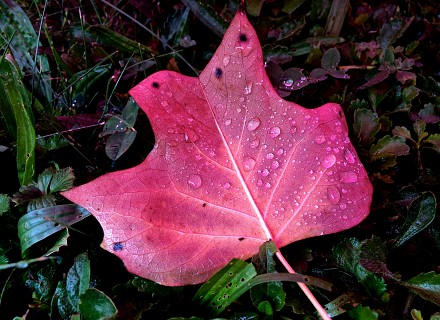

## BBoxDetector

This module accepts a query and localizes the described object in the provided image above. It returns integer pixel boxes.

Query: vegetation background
[0,0,439,319]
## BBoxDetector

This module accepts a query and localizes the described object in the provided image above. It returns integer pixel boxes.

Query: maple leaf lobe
[62,10,373,286]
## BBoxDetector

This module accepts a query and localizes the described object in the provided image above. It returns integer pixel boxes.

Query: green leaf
[395,192,437,247]
[333,238,387,299]
[0,0,52,106]
[423,134,440,153]
[403,272,440,306]
[79,288,117,320]
[347,305,378,320]
[67,64,111,108]
[321,48,340,70]
[353,109,381,145]
[325,292,365,317]
[18,204,90,255]
[25,259,59,307]
[71,24,153,56]
[54,253,91,318]
[105,131,137,161]
[397,86,420,111]
[250,241,286,312]
[0,57,36,185]
[378,17,413,49]
[0,193,10,214]
[369,135,410,162]
[392,126,412,140]
[13,167,75,211]
[193,259,257,315]
[45,228,69,256]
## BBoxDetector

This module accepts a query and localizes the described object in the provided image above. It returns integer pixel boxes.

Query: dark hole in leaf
[214,68,223,79]
[229,272,233,276]
[54,223,59,227]
[113,242,124,251]
[239,33,247,42]
[202,203,207,207]
[152,82,160,88]
[238,237,244,241]
[304,277,309,282]
[240,277,245,282]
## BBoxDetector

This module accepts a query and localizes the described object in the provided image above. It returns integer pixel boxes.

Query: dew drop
[269,126,281,138]
[276,148,284,155]
[223,182,231,190]
[344,149,356,164]
[322,154,337,168]
[266,153,274,160]
[290,126,297,133]
[223,55,230,66]
[261,168,270,176]
[224,118,232,126]
[271,160,280,169]
[341,171,358,183]
[250,139,260,148]
[315,135,326,144]
[257,179,263,186]
[184,128,199,143]
[283,79,294,87]
[265,182,272,189]
[247,117,261,131]
[243,157,256,171]
[327,186,341,204]
[188,174,202,189]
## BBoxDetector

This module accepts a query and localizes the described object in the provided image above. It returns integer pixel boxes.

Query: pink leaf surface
[62,10,373,286]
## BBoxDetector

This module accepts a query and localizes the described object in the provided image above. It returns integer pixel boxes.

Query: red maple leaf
[62,10,372,288]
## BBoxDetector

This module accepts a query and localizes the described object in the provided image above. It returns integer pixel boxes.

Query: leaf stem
[276,251,332,320]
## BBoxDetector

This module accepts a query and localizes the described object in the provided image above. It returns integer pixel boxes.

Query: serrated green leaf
[0,193,10,214]
[414,120,428,141]
[79,288,117,320]
[18,204,90,254]
[392,126,412,140]
[423,134,440,152]
[403,271,440,306]
[349,99,370,110]
[13,167,75,211]
[369,135,410,162]
[333,238,387,299]
[347,305,378,320]
[395,192,436,247]
[353,109,381,145]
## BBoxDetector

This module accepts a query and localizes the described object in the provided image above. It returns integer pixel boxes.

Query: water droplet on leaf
[188,174,202,188]
[344,149,356,164]
[315,135,326,144]
[224,119,232,126]
[341,171,358,183]
[243,157,256,171]
[322,154,336,168]
[327,186,341,204]
[269,126,281,138]
[247,117,261,131]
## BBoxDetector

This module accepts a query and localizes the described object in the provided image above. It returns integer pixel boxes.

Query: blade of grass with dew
[0,56,36,185]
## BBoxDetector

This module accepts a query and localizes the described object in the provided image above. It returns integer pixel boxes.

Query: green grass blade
[17,204,90,255]
[0,57,36,185]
